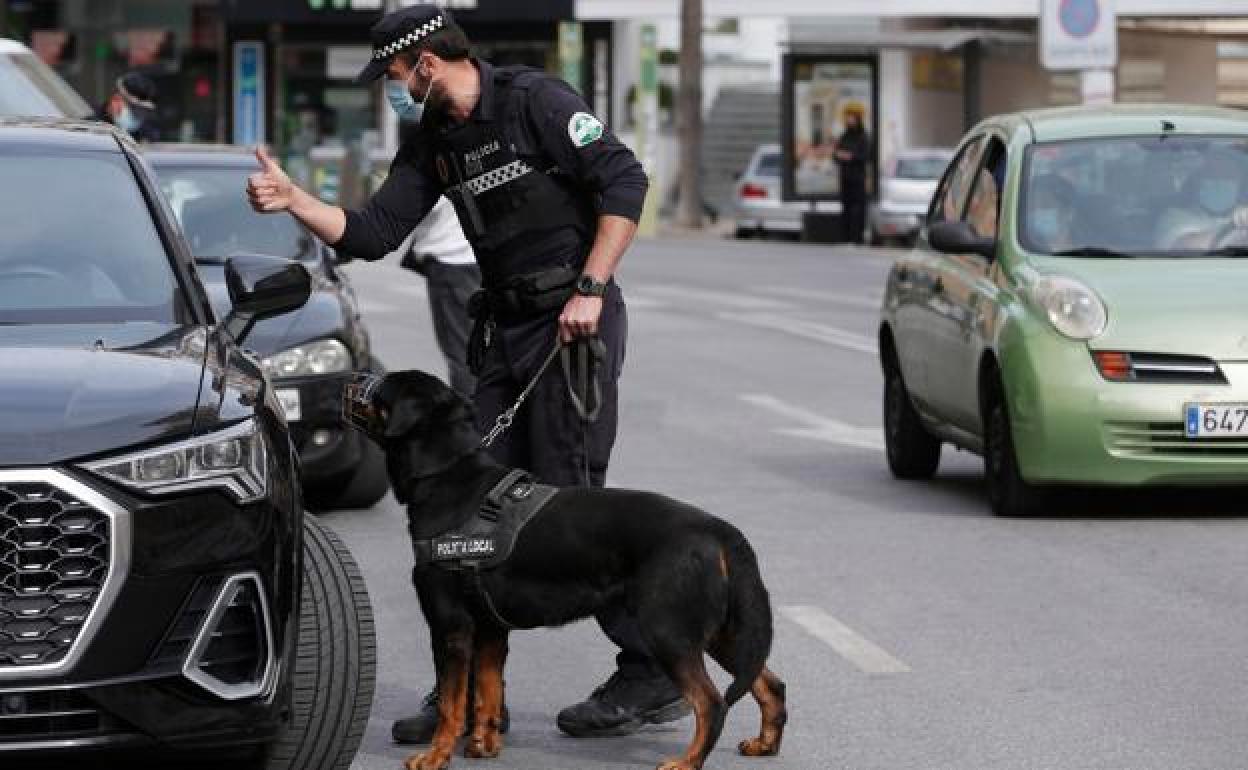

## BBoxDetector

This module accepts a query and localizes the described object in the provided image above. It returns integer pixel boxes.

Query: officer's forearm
[289,186,348,246]
[583,214,637,282]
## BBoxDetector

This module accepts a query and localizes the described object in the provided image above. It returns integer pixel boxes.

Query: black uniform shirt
[337,59,648,273]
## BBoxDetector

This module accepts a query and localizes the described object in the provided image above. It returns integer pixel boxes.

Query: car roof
[988,104,1248,144]
[0,117,125,153]
[145,143,260,169]
[0,39,33,55]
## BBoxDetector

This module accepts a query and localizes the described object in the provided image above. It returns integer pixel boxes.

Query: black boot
[391,687,511,745]
[556,671,691,737]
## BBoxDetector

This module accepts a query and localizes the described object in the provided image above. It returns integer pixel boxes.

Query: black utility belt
[473,265,581,323]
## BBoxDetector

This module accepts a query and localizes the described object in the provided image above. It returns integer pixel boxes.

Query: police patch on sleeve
[568,112,605,148]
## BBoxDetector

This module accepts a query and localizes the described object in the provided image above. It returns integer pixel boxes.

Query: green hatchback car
[880,105,1248,516]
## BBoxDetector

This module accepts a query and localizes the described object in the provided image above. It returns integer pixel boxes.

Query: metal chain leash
[479,335,565,449]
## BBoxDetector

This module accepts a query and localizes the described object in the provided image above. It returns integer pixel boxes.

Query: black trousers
[843,193,867,245]
[423,259,481,399]
[473,284,662,679]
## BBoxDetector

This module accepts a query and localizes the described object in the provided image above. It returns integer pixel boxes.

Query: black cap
[355,6,455,85]
[117,72,157,110]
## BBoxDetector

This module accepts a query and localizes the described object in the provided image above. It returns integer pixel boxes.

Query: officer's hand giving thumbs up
[247,146,294,213]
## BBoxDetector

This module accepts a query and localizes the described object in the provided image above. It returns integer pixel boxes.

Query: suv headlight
[1031,275,1107,340]
[262,338,351,379]
[82,420,267,503]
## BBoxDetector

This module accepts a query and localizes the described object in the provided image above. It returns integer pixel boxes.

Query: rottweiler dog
[348,370,786,770]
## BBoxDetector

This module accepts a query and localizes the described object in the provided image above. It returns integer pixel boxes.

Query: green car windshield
[1021,135,1248,257]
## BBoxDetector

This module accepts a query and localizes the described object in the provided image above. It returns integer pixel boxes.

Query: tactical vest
[435,67,595,274]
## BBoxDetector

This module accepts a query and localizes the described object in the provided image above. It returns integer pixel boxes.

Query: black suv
[145,146,389,512]
[0,118,375,768]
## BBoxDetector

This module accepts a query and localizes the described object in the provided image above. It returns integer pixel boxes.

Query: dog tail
[720,531,773,708]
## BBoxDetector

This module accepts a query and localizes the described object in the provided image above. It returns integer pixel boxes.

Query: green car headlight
[262,338,351,379]
[82,420,268,502]
[1032,275,1107,340]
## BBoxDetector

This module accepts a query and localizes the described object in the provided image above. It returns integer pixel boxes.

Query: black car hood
[0,324,208,465]
[198,263,347,355]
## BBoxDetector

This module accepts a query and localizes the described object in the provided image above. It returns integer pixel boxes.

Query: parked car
[0,38,92,118]
[146,145,389,511]
[733,143,839,238]
[879,105,1248,516]
[0,118,374,766]
[869,147,954,247]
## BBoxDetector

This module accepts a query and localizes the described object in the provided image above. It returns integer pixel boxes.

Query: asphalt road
[324,236,1248,770]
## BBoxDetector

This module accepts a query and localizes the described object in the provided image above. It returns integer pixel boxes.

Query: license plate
[276,388,302,422]
[1185,403,1248,437]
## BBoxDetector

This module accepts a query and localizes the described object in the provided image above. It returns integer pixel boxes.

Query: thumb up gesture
[247,146,295,213]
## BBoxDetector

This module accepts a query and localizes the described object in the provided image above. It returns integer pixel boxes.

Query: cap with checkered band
[354,6,458,85]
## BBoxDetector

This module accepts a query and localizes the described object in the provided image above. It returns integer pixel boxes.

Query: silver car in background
[0,39,92,118]
[869,147,953,246]
[734,143,839,238]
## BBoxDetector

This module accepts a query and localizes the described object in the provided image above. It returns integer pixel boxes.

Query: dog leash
[479,334,564,449]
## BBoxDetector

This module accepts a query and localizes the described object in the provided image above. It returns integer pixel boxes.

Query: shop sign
[233,42,266,146]
[1041,0,1117,71]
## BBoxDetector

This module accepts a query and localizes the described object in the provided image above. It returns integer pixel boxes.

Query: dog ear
[379,371,470,439]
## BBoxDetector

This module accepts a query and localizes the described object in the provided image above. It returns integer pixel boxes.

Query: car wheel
[983,381,1048,517]
[883,356,941,479]
[227,514,374,768]
[251,515,376,770]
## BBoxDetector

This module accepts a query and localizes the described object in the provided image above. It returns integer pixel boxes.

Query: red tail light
[740,183,770,199]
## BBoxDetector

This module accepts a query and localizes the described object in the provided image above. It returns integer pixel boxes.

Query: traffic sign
[1041,0,1117,71]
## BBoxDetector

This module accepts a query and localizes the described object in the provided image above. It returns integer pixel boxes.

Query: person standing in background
[834,107,871,244]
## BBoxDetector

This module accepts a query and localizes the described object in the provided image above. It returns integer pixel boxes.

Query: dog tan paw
[656,760,698,770]
[405,750,451,770]
[738,737,780,757]
[464,733,502,759]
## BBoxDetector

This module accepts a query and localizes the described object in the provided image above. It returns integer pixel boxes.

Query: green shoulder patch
[568,112,605,148]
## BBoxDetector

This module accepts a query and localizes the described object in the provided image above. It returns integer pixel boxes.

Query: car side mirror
[223,254,312,344]
[928,220,996,260]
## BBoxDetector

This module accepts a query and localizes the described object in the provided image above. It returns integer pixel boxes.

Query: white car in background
[733,143,839,238]
[0,39,92,118]
[869,147,954,247]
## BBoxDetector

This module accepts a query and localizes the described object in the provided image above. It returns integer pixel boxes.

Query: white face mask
[386,67,434,123]
[116,104,141,134]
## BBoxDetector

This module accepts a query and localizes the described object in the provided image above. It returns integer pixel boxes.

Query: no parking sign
[1041,0,1117,71]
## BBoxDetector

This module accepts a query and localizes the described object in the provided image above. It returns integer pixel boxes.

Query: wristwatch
[575,274,609,297]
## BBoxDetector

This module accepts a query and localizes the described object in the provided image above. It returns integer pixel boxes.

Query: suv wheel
[983,381,1048,517]
[883,357,941,479]
[260,515,377,770]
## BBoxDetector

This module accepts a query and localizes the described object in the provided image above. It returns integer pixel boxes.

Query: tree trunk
[677,0,704,229]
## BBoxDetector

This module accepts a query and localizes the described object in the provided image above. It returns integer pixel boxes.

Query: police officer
[96,72,160,142]
[246,6,689,745]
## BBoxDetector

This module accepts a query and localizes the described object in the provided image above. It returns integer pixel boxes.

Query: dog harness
[411,469,557,630]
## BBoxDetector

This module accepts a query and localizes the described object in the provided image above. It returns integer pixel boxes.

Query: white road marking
[780,605,911,674]
[724,312,878,355]
[741,393,884,451]
[637,284,793,310]
[759,285,883,311]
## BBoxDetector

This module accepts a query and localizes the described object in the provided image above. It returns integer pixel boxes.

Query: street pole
[677,0,703,229]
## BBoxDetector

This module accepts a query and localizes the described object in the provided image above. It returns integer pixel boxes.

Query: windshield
[1021,135,1248,257]
[0,151,183,324]
[0,52,92,118]
[155,166,317,262]
[754,151,782,178]
[896,155,950,180]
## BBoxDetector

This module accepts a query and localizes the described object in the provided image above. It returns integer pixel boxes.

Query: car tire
[883,356,941,479]
[983,381,1048,517]
[258,515,377,770]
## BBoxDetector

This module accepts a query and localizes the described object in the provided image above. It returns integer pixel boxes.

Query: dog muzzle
[342,372,387,441]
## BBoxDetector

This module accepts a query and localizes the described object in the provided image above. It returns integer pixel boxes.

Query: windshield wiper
[193,256,229,265]
[1049,246,1135,258]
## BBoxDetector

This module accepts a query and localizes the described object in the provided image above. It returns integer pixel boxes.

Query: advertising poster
[783,55,877,201]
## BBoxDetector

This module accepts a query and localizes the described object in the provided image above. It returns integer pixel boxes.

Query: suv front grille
[0,482,110,668]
